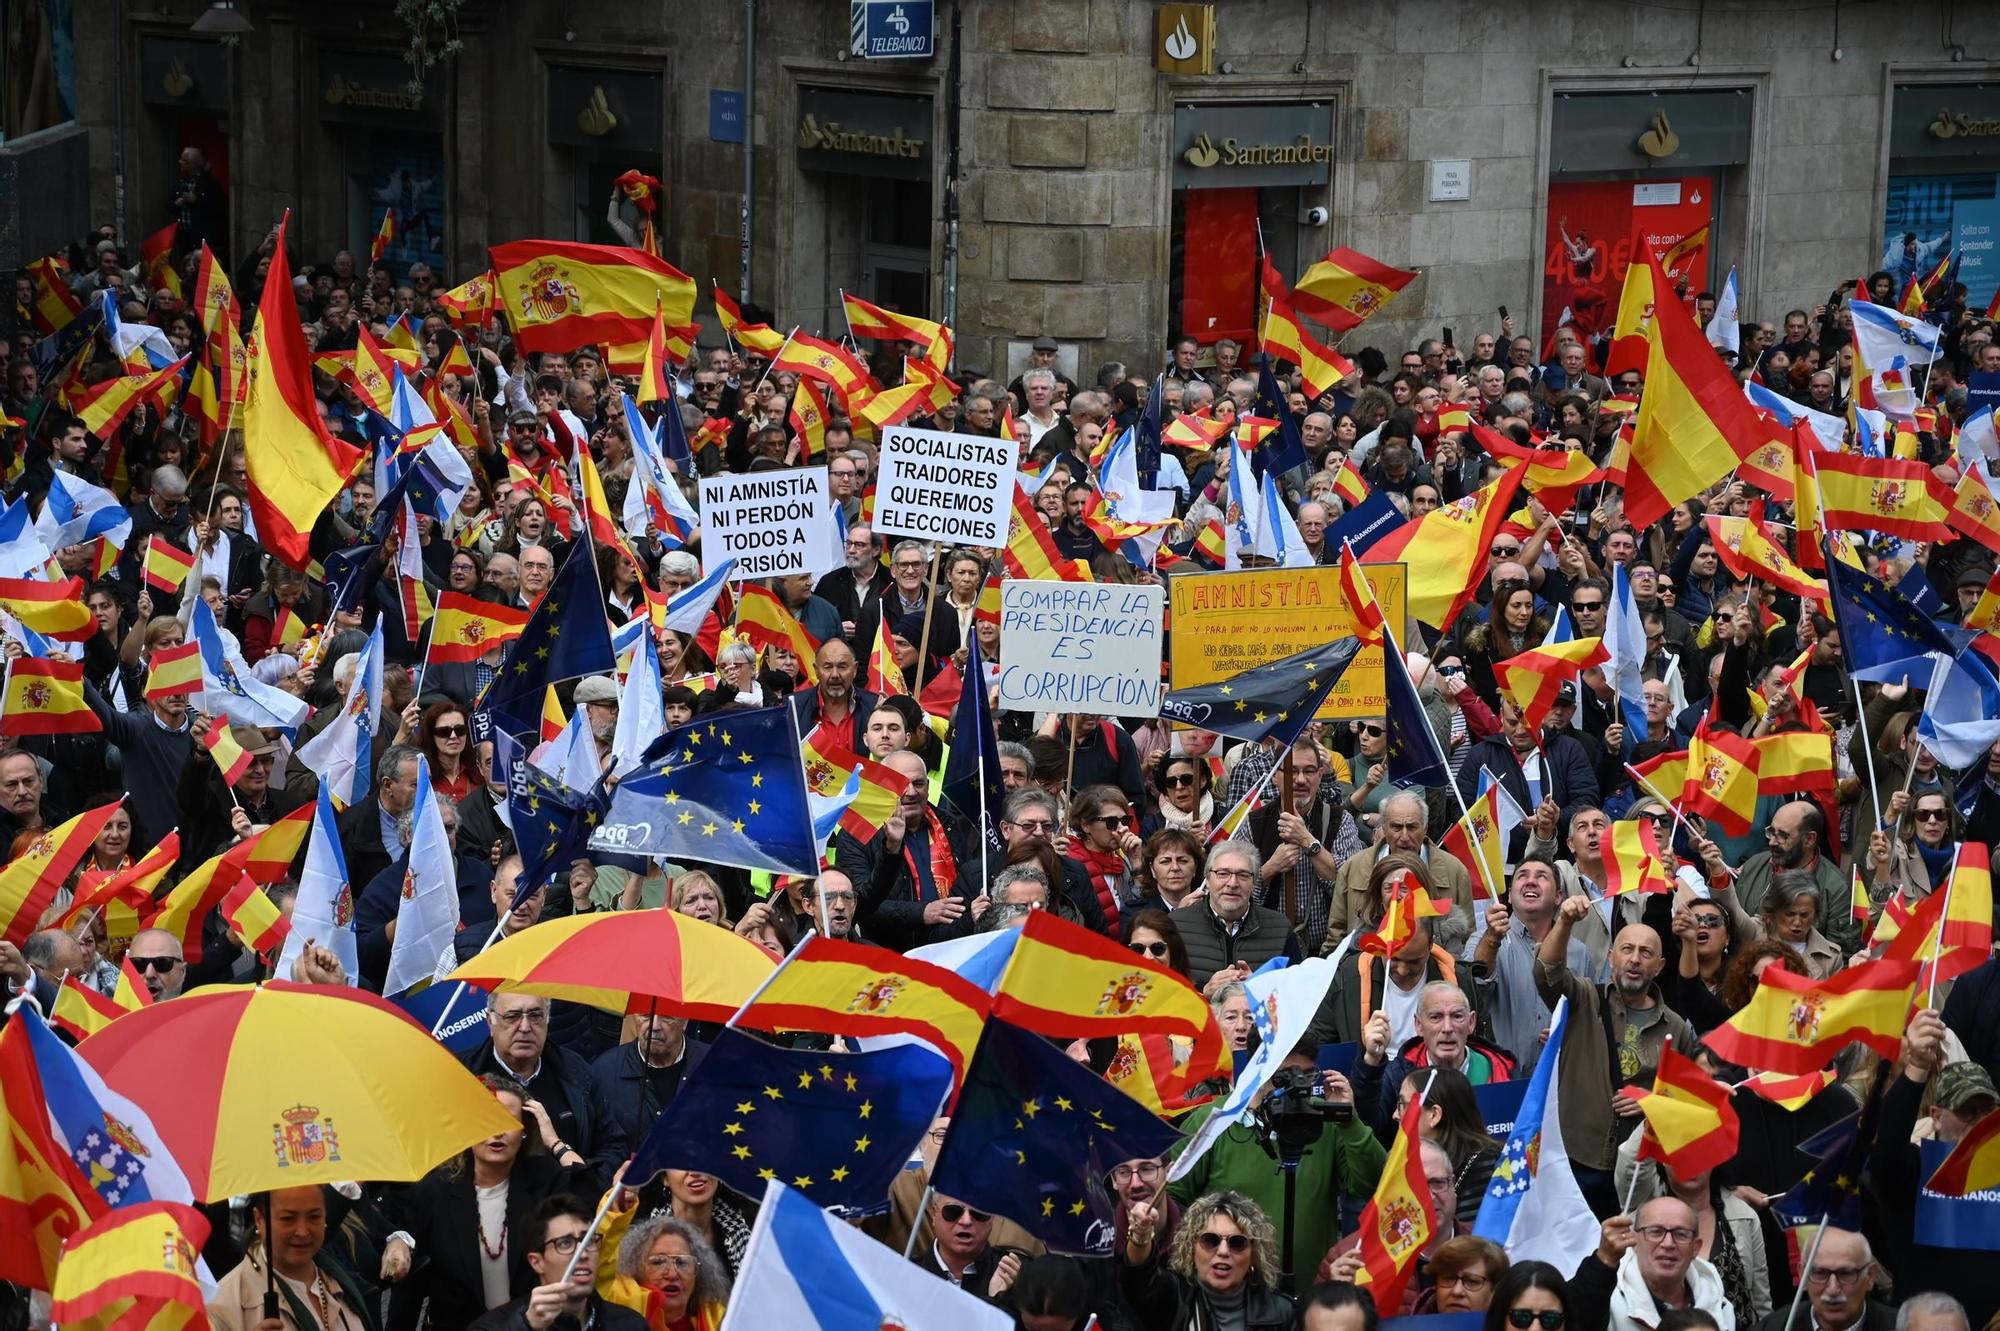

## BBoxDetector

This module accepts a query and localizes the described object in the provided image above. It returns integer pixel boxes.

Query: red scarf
[1068,844,1126,929]
[904,806,957,900]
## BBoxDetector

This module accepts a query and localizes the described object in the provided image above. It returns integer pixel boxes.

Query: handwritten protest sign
[1168,564,1408,721]
[874,426,1016,547]
[997,580,1164,716]
[698,467,833,578]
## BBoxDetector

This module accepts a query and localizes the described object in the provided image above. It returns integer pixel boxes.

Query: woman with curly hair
[599,1209,731,1331]
[1122,1189,1294,1329]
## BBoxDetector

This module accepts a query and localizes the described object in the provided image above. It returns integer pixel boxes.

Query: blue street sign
[709,89,745,144]
[852,0,934,59]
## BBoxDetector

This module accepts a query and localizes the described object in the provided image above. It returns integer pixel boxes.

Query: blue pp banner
[1967,372,2000,423]
[1474,1079,1531,1140]
[1915,1138,2000,1252]
[1384,1313,1485,1331]
[1327,490,1407,557]
[391,979,492,1055]
[1317,1042,1360,1077]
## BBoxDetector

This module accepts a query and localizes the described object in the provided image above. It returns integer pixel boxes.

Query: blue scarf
[1916,837,1956,889]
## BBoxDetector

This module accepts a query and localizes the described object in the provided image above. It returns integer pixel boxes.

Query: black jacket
[1118,1258,1295,1331]
[912,1243,1032,1309]
[1870,1071,1999,1328]
[1941,956,2000,1085]
[459,1041,600,1190]
[468,1294,646,1331]
[834,804,976,952]
[337,798,399,900]
[175,748,307,869]
[583,1037,710,1178]
[1454,731,1600,859]
[812,564,890,645]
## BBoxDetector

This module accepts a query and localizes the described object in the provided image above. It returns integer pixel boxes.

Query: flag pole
[753,327,798,398]
[914,546,943,696]
[1926,843,1962,1009]
[426,915,508,1039]
[1851,679,1881,828]
[902,1184,937,1259]
[558,1183,622,1285]
[1781,1215,1832,1331]
[724,933,809,1030]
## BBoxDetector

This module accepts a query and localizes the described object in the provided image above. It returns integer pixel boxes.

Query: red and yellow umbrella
[77,982,522,1201]
[442,909,777,1021]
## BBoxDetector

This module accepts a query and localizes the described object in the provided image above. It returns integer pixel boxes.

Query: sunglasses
[1163,773,1197,789]
[1509,1313,1565,1330]
[1915,808,1951,822]
[938,1204,990,1223]
[1196,1232,1251,1254]
[1091,814,1130,829]
[1358,724,1385,737]
[1571,600,1604,612]
[432,724,468,738]
[129,955,181,973]
[1490,546,1521,557]
[1129,940,1170,959]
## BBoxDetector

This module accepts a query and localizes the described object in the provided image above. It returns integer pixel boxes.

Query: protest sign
[1168,564,1408,721]
[873,425,1016,547]
[997,580,1164,716]
[697,466,833,579]
[1475,1080,1530,1140]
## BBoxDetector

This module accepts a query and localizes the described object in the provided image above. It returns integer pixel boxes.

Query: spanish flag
[435,268,497,326]
[1105,1033,1212,1116]
[1740,1067,1836,1112]
[1352,1084,1438,1314]
[800,727,910,839]
[0,1008,106,1289]
[1004,485,1091,583]
[736,583,822,683]
[67,356,192,440]
[1947,469,2000,557]
[50,959,152,1043]
[1331,456,1371,509]
[1749,731,1835,797]
[24,255,84,336]
[1705,957,1917,1075]
[49,1201,210,1331]
[1359,867,1448,958]
[188,245,245,444]
[489,240,697,354]
[243,214,366,568]
[1682,714,1761,837]
[1163,411,1232,451]
[1604,251,1658,379]
[144,642,203,700]
[1337,543,1387,645]
[1625,251,1765,529]
[1290,246,1417,333]
[0,575,96,641]
[142,535,196,592]
[1366,464,1528,629]
[1474,424,1604,514]
[221,875,289,958]
[1260,287,1356,397]
[1704,514,1824,600]
[0,803,125,948]
[1602,818,1670,898]
[790,376,832,461]
[1632,1039,1739,1176]
[1925,1098,2000,1198]
[429,591,530,664]
[734,935,989,1085]
[992,908,1229,1085]
[1736,418,1798,502]
[540,686,567,744]
[712,285,792,358]
[842,292,952,364]
[636,299,675,404]
[1440,782,1517,902]
[1811,451,1951,543]
[199,719,253,785]
[772,331,874,403]
[867,610,908,698]
[0,659,99,737]
[1882,842,1993,990]
[58,837,179,942]
[370,207,398,264]
[1494,636,1607,734]
[147,810,311,964]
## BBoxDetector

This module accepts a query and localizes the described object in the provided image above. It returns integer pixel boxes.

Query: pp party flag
[1632,1039,1740,1176]
[1359,868,1448,958]
[190,594,309,731]
[993,907,1230,1085]
[1681,713,1761,837]
[1704,514,1825,600]
[1493,636,1608,736]
[1818,537,1957,682]
[1440,774,1527,902]
[718,1179,1013,1331]
[370,206,398,263]
[733,935,991,1085]
[1811,452,1951,542]
[50,959,151,1043]
[489,239,696,353]
[198,718,253,785]
[1924,1100,2000,1198]
[0,657,98,736]
[1291,246,1417,332]
[0,575,95,641]
[1365,465,1529,629]
[1625,250,1766,529]
[426,592,529,665]
[1882,843,1994,991]
[141,535,196,593]
[383,758,462,996]
[1601,818,1671,898]
[275,780,359,986]
[33,469,133,554]
[1705,957,1918,1074]
[0,1009,103,1288]
[1473,995,1605,1269]
[931,1018,1182,1254]
[629,1025,951,1211]
[1742,1067,1838,1112]
[242,214,366,568]
[49,1200,209,1331]
[1354,1075,1440,1314]
[297,621,384,810]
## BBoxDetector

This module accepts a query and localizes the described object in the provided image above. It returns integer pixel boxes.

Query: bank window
[345,132,446,278]
[2,0,76,140]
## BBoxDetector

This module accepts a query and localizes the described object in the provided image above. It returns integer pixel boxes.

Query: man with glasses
[836,748,973,950]
[1247,738,1346,955]
[1724,799,1857,954]
[956,788,1107,936]
[814,521,888,647]
[1171,841,1303,996]
[125,464,192,558]
[463,989,597,1179]
[1749,1226,1888,1331]
[180,718,304,863]
[470,1194,643,1331]
[1570,1198,1733,1331]
[585,1007,705,1177]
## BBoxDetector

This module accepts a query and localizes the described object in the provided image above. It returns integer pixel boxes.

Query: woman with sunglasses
[1665,898,1742,1034]
[1123,1190,1294,1330]
[418,701,480,803]
[1482,1260,1573,1331]
[1150,751,1214,840]
[1067,785,1142,931]
[1123,907,1189,975]
[1864,785,1963,924]
[1346,718,1392,825]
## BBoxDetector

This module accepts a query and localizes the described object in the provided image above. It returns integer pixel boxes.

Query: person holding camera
[1167,1038,1387,1294]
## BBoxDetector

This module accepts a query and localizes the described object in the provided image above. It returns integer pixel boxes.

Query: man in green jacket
[1733,799,1858,953]
[1169,1041,1386,1288]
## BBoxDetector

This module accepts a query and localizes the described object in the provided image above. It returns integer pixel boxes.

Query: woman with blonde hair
[668,872,731,929]
[1122,1189,1294,1329]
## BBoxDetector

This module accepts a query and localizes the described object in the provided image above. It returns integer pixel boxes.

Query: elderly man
[573,676,619,752]
[1318,1138,1455,1312]
[1538,896,1691,1214]
[1018,367,1061,445]
[956,787,1106,934]
[1894,1298,1970,1331]
[0,748,59,845]
[518,544,556,609]
[461,990,596,1178]
[979,864,1054,932]
[586,1009,707,1176]
[1246,738,1349,955]
[1571,1199,1735,1331]
[1753,1226,1889,1331]
[815,523,889,646]
[178,719,304,865]
[1325,791,1477,954]
[915,1192,1033,1305]
[125,928,189,1001]
[1295,500,1333,565]
[835,749,973,950]
[1170,841,1303,995]
[0,928,87,1014]
[336,744,423,892]
[1354,980,1514,1136]
[792,867,862,942]
[1734,800,1857,953]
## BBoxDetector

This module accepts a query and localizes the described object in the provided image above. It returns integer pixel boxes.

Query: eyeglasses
[1806,1267,1870,1287]
[927,1127,949,1143]
[1915,808,1950,822]
[1208,867,1254,882]
[1008,818,1055,835]
[1441,1272,1493,1292]
[546,1233,604,1255]
[641,1253,694,1272]
[1129,940,1169,959]
[1109,1161,1163,1185]
[432,724,468,738]
[938,1204,990,1223]
[808,890,858,906]
[129,955,181,972]
[492,1007,549,1026]
[1195,1232,1250,1254]
[1635,1225,1698,1245]
[1509,1311,1565,1329]
[1090,814,1130,829]
[1163,772,1197,789]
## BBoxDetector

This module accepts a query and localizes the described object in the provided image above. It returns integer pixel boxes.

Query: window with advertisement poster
[1541,177,1714,351]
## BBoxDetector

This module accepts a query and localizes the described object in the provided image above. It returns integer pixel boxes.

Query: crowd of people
[2,206,1999,1331]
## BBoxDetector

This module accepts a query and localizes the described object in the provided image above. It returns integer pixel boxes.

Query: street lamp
[190,1,254,35]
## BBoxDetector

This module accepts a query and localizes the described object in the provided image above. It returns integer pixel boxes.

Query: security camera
[1304,206,1330,226]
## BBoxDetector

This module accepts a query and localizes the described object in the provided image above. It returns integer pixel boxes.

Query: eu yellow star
[820,1064,835,1081]
[738,751,755,764]
[701,821,718,836]
[853,1135,872,1153]
[793,1175,813,1189]
[830,1166,850,1182]
[748,799,762,815]
[719,730,732,747]
[735,1101,756,1115]
[1054,1097,1073,1112]
[688,731,702,746]
[1022,1099,1041,1118]
[1041,1198,1055,1216]
[732,819,745,834]
[857,1100,872,1118]
[722,1122,743,1136]
[843,1073,857,1092]
[762,1085,783,1100]
[1069,1200,1087,1216]
[1016,1150,1027,1165]
[677,811,693,825]
[751,772,763,787]
[731,1144,751,1159]
[757,1168,776,1181]
[797,1071,815,1090]
[664,790,678,804]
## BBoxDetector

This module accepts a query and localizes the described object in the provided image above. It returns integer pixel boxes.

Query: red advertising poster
[1179,187,1259,346]
[1542,178,1713,346]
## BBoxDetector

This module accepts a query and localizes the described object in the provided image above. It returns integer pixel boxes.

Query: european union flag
[1135,371,1164,487]
[1249,356,1309,480]
[629,1026,950,1216]
[1383,639,1450,788]
[482,539,617,733]
[943,637,1004,853]
[507,749,609,894]
[1158,637,1361,746]
[590,703,819,874]
[657,389,695,471]
[321,542,381,615]
[931,1018,1182,1255]
[1820,538,1956,682]
[361,451,452,543]
[1771,1065,1888,1230]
